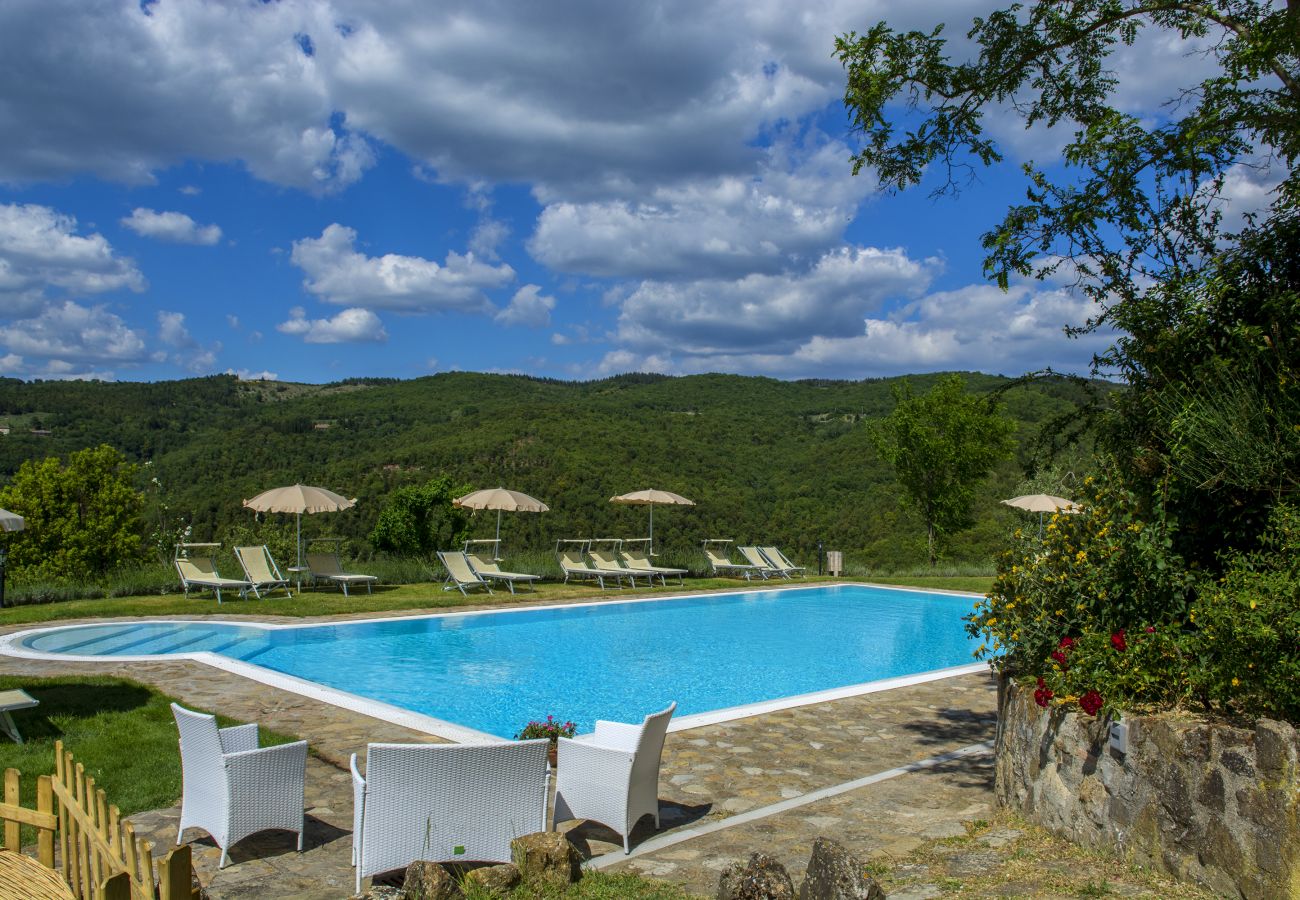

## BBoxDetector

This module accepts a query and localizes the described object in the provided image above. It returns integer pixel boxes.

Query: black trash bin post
[0,544,7,609]
[817,541,825,576]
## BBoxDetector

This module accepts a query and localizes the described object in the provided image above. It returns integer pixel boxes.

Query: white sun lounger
[306,552,377,596]
[619,543,687,586]
[235,545,293,598]
[557,544,633,589]
[758,546,806,578]
[438,550,493,596]
[702,541,762,579]
[738,545,784,579]
[587,546,654,588]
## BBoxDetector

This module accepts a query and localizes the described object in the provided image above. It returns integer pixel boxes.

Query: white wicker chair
[171,703,308,868]
[350,739,550,892]
[552,702,676,853]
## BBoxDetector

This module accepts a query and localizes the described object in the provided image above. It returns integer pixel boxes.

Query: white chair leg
[219,846,230,868]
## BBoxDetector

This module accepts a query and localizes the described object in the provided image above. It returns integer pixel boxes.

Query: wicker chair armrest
[556,736,635,779]
[223,740,308,785]
[588,721,642,750]
[218,723,259,754]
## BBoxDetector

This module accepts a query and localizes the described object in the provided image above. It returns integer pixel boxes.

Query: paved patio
[0,602,999,898]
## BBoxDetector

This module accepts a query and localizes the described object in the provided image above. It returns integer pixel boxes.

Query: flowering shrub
[514,715,577,742]
[971,471,1300,723]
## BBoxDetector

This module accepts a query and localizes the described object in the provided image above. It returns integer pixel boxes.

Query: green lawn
[0,675,295,843]
[0,575,990,628]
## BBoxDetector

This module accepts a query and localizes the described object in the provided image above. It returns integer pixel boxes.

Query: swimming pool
[3,584,984,740]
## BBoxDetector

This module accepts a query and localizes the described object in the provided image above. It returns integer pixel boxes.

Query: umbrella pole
[495,510,502,546]
[649,505,654,555]
[296,512,302,569]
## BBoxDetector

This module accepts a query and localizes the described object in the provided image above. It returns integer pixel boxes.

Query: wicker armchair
[171,703,308,868]
[552,702,676,852]
[350,739,550,892]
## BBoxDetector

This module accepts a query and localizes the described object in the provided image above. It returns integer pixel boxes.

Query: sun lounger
[759,546,806,578]
[174,544,252,603]
[438,550,493,596]
[0,689,38,744]
[557,545,633,590]
[465,551,540,594]
[588,547,654,588]
[235,545,292,598]
[738,545,784,579]
[702,541,761,579]
[619,544,687,586]
[306,552,377,596]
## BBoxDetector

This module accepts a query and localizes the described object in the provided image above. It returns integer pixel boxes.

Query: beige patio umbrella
[243,484,357,569]
[0,508,24,533]
[610,489,695,554]
[1002,494,1079,537]
[453,487,550,545]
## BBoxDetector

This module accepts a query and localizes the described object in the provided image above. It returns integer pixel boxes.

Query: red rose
[1050,650,1069,669]
[1033,676,1053,708]
[1111,630,1127,651]
[1079,690,1104,716]
[1145,626,1156,633]
[1058,636,1076,650]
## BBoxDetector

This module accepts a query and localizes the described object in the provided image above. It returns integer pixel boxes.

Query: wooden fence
[1,740,197,900]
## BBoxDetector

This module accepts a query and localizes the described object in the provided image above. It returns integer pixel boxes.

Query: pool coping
[0,582,989,743]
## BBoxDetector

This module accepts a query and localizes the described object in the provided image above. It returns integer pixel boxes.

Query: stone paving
[0,604,1001,898]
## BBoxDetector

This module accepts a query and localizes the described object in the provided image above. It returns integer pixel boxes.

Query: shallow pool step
[36,626,185,656]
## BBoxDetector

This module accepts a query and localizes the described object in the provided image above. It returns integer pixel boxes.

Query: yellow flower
[1075,550,1087,562]
[1250,600,1257,610]
[1232,678,1240,687]
[1056,609,1064,616]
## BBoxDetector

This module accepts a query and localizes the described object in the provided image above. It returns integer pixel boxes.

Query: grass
[0,674,296,844]
[461,870,697,900]
[0,573,993,628]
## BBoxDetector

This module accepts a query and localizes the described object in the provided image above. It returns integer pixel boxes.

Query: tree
[871,375,1016,566]
[369,475,472,558]
[0,444,145,580]
[836,1,1299,321]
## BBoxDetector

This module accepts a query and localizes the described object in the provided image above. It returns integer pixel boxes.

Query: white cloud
[228,368,279,381]
[530,137,871,280]
[495,284,555,328]
[226,314,240,329]
[156,310,220,373]
[290,223,515,313]
[0,300,149,369]
[469,218,509,261]
[0,0,372,191]
[0,203,144,317]
[121,208,222,245]
[277,305,388,344]
[614,246,937,355]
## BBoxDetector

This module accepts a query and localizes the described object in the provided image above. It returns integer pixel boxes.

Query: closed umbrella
[0,507,22,609]
[1002,494,1079,537]
[453,487,550,544]
[243,484,357,569]
[609,489,695,554]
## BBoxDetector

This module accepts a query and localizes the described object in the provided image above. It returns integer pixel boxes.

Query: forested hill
[0,371,1105,567]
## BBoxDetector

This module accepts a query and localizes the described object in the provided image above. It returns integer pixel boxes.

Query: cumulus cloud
[530,138,870,280]
[598,279,1113,379]
[0,0,373,191]
[157,310,221,373]
[0,203,144,317]
[228,368,279,381]
[277,305,388,343]
[122,208,222,245]
[469,218,509,261]
[494,284,555,327]
[290,224,514,313]
[0,301,149,373]
[614,246,937,356]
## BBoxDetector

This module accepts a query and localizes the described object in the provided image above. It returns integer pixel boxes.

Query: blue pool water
[19,585,980,738]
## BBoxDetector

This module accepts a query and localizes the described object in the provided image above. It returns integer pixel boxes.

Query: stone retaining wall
[995,677,1300,900]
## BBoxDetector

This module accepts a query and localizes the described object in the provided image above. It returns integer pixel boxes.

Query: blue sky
[0,0,1265,384]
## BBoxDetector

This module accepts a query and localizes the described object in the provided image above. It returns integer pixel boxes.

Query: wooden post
[158,844,192,900]
[3,767,17,851]
[37,774,55,868]
[96,871,132,900]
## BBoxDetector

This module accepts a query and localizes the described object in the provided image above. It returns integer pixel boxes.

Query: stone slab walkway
[0,608,1000,898]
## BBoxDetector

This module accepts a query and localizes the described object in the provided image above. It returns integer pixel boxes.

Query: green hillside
[0,372,1106,568]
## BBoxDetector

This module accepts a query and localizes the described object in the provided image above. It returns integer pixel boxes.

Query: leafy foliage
[0,444,145,580]
[837,1,1300,318]
[0,372,1105,576]
[370,475,472,557]
[871,375,1017,565]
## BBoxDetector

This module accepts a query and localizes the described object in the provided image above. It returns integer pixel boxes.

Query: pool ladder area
[28,624,254,658]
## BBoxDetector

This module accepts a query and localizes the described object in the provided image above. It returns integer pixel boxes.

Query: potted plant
[515,715,577,767]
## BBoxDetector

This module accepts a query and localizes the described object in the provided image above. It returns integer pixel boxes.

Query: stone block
[463,863,521,896]
[511,831,581,887]
[797,837,884,900]
[718,852,795,900]
[401,861,461,900]
[1254,719,1299,781]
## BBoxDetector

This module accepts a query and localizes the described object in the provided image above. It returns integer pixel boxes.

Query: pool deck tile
[0,605,998,898]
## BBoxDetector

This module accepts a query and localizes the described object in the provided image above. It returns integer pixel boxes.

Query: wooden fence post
[158,844,192,900]
[37,773,55,868]
[97,871,132,900]
[3,767,17,851]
